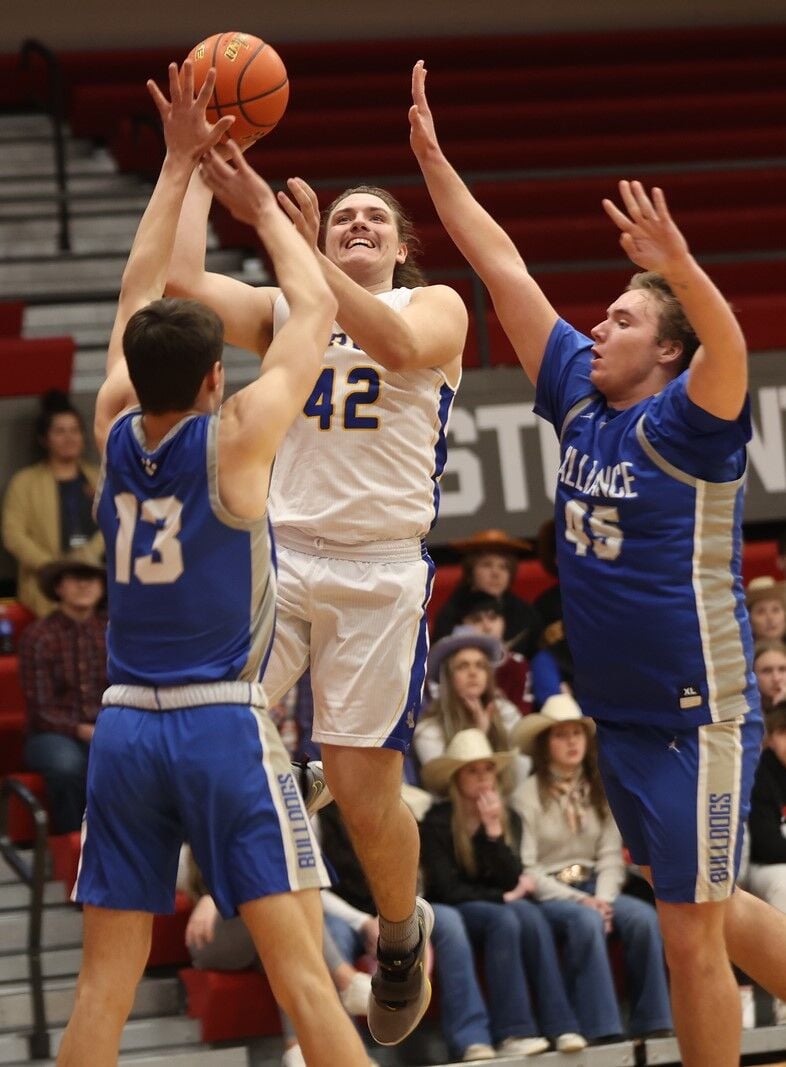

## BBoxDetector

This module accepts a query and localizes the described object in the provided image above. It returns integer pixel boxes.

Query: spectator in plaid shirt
[20,559,107,832]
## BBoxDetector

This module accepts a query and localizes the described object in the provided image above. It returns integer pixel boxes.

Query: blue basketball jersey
[535,319,759,729]
[95,410,276,687]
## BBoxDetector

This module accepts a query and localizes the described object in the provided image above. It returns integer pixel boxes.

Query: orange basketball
[187,32,289,147]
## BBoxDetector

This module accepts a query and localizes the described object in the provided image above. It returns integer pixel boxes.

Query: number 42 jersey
[535,318,759,730]
[95,410,277,688]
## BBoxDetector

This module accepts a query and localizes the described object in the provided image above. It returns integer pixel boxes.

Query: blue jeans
[24,731,89,834]
[539,884,672,1039]
[324,912,366,966]
[458,898,580,1042]
[430,903,492,1056]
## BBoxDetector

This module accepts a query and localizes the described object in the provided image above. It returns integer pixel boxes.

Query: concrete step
[0,1032,26,1064]
[0,880,65,910]
[0,854,36,886]
[4,1046,248,1066]
[70,342,263,394]
[0,115,58,140]
[0,973,179,1030]
[0,904,82,954]
[0,214,221,258]
[0,193,150,218]
[0,149,115,181]
[0,173,149,200]
[47,1014,203,1057]
[0,248,248,301]
[0,945,82,983]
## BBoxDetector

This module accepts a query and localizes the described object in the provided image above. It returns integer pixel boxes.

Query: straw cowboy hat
[420,728,518,795]
[38,559,106,603]
[746,576,786,609]
[511,694,595,757]
[426,625,505,683]
[450,528,534,557]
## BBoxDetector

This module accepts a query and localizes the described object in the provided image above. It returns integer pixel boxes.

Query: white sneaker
[462,1044,497,1061]
[281,1045,306,1067]
[339,970,372,1016]
[498,1035,550,1056]
[556,1032,588,1052]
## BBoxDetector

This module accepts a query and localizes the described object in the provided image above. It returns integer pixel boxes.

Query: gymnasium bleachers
[1,21,786,1067]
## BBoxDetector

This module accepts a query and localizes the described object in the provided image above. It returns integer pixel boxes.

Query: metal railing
[19,38,71,254]
[0,778,51,1060]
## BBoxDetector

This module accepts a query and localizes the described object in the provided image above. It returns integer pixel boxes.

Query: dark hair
[123,299,224,415]
[753,639,786,666]
[460,550,517,587]
[35,389,84,442]
[458,590,505,621]
[320,185,426,289]
[531,724,609,822]
[765,702,786,734]
[627,272,700,373]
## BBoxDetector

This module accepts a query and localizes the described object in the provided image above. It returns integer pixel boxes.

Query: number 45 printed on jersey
[564,500,622,561]
[303,367,381,430]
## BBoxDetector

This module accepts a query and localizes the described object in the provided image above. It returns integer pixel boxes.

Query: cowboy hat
[511,694,595,756]
[746,576,786,609]
[450,528,533,557]
[38,559,106,603]
[420,728,517,795]
[427,625,505,683]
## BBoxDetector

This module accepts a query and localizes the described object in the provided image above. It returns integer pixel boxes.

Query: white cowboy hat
[511,694,595,757]
[420,728,517,795]
[427,625,505,684]
[746,576,786,609]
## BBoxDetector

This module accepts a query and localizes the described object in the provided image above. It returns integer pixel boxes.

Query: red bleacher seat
[179,967,282,1042]
[427,560,557,630]
[0,302,23,337]
[0,338,74,398]
[0,655,26,715]
[1,771,47,844]
[148,892,193,967]
[0,714,25,775]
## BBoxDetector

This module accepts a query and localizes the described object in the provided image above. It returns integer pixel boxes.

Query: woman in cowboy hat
[513,699,673,1043]
[432,528,542,656]
[753,640,786,713]
[413,627,529,783]
[419,728,586,1059]
[747,577,786,644]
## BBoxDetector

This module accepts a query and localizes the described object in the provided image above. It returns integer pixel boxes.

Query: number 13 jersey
[269,288,460,544]
[535,318,759,730]
[95,411,277,688]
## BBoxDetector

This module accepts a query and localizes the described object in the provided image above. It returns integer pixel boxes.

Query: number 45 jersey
[535,318,759,730]
[95,411,277,688]
[269,288,460,544]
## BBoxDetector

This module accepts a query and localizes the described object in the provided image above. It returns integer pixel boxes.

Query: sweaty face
[323,193,406,287]
[589,289,677,407]
[750,599,786,641]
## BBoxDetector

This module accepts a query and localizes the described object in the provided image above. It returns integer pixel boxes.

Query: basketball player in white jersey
[167,162,467,1041]
[409,60,786,1067]
[57,63,370,1067]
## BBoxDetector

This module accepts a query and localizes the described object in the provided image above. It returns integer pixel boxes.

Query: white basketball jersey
[269,287,460,543]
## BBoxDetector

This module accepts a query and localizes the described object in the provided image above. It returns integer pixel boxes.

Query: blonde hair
[448,772,514,878]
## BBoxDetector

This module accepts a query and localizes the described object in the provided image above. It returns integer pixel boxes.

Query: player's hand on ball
[409,60,440,161]
[147,61,235,163]
[602,181,690,275]
[277,178,321,248]
[200,142,277,226]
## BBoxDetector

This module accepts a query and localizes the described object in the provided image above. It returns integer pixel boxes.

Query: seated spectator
[747,577,786,644]
[513,700,673,1042]
[414,627,529,784]
[420,729,586,1057]
[2,391,103,617]
[434,529,541,656]
[746,701,786,1025]
[754,640,786,713]
[19,559,106,833]
[318,791,504,1063]
[181,848,374,1067]
[459,591,531,714]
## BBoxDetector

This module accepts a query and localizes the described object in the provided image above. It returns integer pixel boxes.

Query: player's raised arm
[277,177,467,376]
[409,61,558,384]
[200,144,336,464]
[602,181,748,420]
[95,61,233,451]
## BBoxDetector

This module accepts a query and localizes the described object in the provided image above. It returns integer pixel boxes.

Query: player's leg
[723,885,786,1000]
[56,907,153,1066]
[240,888,371,1067]
[656,898,739,1067]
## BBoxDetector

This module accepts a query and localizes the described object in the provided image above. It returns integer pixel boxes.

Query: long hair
[531,724,609,822]
[320,185,426,289]
[448,774,514,879]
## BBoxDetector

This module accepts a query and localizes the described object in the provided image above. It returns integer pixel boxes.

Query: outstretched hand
[409,60,440,161]
[147,61,234,163]
[602,181,690,275]
[199,141,277,226]
[277,178,321,248]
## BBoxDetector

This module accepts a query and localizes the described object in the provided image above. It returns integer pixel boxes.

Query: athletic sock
[378,909,420,962]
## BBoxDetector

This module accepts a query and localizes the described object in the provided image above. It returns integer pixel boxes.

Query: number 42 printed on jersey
[303,367,381,430]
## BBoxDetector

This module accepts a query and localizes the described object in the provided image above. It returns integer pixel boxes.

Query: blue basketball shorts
[595,710,763,903]
[73,700,329,917]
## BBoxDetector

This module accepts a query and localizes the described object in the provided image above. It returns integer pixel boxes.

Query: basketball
[187,32,289,147]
